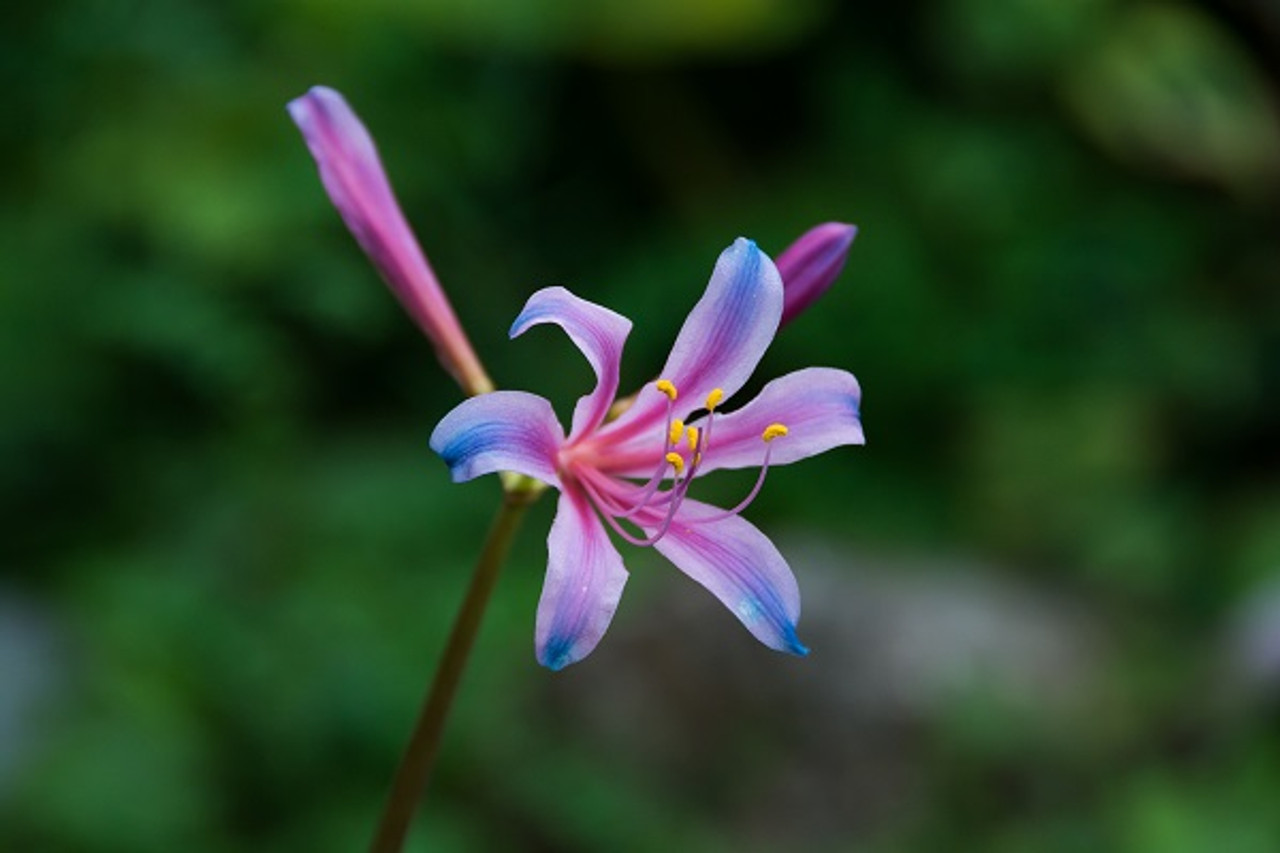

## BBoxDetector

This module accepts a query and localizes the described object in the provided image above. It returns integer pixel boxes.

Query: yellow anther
[665,452,685,474]
[686,425,700,449]
[705,388,724,411]
[655,379,678,401]
[668,419,685,446]
[762,423,789,443]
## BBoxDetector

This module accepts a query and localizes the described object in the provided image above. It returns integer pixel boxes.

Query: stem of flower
[368,482,540,853]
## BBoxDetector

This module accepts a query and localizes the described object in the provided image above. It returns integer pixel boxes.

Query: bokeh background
[3,0,1280,850]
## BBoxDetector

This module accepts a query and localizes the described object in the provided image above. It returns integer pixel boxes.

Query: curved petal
[696,367,864,473]
[428,391,564,486]
[649,498,808,656]
[510,287,632,441]
[776,222,857,326]
[536,487,629,670]
[599,238,783,443]
[288,87,489,393]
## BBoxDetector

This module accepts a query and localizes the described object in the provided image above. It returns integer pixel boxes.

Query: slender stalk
[369,485,538,853]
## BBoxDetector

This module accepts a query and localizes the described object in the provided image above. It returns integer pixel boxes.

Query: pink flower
[430,239,864,669]
[288,86,493,396]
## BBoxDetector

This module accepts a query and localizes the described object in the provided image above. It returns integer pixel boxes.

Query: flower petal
[510,287,632,441]
[696,367,864,473]
[288,86,489,394]
[650,498,807,656]
[776,222,858,326]
[429,391,564,485]
[599,238,783,443]
[537,488,629,670]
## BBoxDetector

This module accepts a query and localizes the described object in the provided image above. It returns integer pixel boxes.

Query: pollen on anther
[655,379,678,401]
[686,425,700,449]
[665,451,685,474]
[762,423,789,442]
[668,419,685,446]
[705,388,724,411]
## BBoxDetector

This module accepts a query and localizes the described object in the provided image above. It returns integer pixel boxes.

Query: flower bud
[775,222,858,326]
[288,86,493,396]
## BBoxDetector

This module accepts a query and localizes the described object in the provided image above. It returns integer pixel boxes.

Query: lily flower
[430,238,865,670]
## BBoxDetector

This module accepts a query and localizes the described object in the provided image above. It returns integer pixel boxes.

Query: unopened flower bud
[288,86,493,396]
[775,222,858,326]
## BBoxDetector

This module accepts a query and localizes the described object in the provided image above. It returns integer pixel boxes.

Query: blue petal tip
[539,636,577,671]
[509,302,548,340]
[784,625,810,657]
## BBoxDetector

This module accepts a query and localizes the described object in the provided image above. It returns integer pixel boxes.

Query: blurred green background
[3,0,1279,850]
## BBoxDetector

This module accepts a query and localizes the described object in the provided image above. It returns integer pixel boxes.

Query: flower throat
[575,379,789,547]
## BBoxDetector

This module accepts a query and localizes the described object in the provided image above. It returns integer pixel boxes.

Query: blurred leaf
[1113,759,1280,853]
[934,0,1112,87]
[1064,3,1280,195]
[281,0,834,60]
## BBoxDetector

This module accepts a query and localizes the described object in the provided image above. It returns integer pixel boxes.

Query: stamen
[588,426,700,547]
[614,399,680,520]
[587,381,748,549]
[685,404,715,479]
[576,473,657,547]
[612,456,669,519]
[686,422,790,524]
[609,390,680,521]
[579,464,691,549]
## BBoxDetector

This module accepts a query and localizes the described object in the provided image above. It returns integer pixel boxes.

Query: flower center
[577,378,788,548]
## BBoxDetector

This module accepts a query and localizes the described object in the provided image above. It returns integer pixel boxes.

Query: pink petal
[696,367,864,473]
[510,287,632,442]
[649,498,807,656]
[536,487,629,670]
[428,391,564,486]
[599,238,783,444]
[288,86,489,394]
[776,222,858,326]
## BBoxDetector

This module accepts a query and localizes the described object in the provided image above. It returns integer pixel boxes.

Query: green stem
[369,484,539,853]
